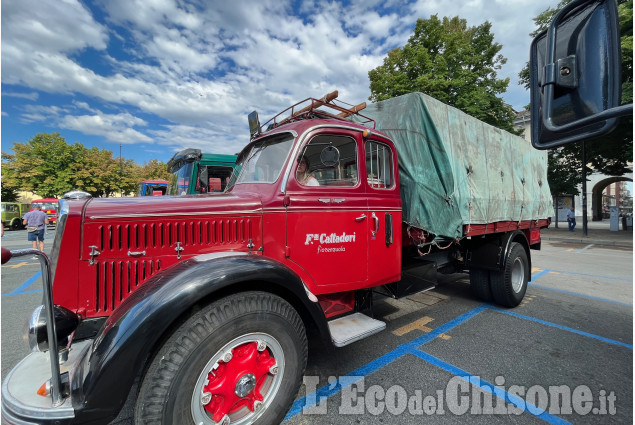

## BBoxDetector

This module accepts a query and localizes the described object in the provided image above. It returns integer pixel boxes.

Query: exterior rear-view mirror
[530,0,632,149]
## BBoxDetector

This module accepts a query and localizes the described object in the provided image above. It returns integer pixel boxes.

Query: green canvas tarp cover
[355,92,552,239]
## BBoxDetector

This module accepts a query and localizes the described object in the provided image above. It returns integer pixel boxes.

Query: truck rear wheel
[469,268,492,302]
[490,242,528,307]
[134,291,307,425]
[11,219,21,230]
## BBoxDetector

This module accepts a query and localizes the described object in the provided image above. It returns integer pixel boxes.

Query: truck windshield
[227,133,294,190]
[33,203,56,210]
[168,162,194,195]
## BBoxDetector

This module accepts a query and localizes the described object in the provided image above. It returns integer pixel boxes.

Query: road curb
[544,236,633,248]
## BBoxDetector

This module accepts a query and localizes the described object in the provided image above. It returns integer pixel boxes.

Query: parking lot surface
[1,229,632,424]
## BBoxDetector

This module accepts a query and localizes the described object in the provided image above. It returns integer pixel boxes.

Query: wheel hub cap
[234,374,256,398]
[201,341,277,423]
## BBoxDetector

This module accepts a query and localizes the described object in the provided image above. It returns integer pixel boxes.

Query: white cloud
[2,0,554,157]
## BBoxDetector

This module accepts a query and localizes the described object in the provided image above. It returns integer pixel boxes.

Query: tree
[137,159,171,181]
[518,0,633,195]
[1,132,159,198]
[72,148,138,197]
[1,182,19,202]
[1,133,85,197]
[369,15,518,133]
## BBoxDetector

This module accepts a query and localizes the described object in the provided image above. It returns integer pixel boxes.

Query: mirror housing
[530,0,631,149]
[248,111,261,139]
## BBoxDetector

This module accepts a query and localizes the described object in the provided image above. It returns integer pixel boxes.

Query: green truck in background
[167,149,237,195]
[1,202,30,230]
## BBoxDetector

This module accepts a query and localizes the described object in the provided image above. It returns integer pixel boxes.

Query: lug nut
[269,364,279,375]
[256,341,267,351]
[254,400,263,411]
[219,415,230,425]
[223,352,233,362]
[201,392,212,405]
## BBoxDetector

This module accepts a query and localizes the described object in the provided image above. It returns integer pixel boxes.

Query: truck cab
[1,202,30,230]
[138,180,169,196]
[167,149,237,195]
[30,198,58,225]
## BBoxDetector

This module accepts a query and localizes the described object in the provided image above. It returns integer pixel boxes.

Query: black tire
[469,268,492,302]
[11,219,21,230]
[134,291,307,425]
[490,242,529,307]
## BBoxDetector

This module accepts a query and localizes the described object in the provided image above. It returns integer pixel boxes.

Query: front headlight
[25,305,80,352]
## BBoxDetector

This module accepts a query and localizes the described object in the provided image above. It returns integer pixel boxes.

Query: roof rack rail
[259,90,375,133]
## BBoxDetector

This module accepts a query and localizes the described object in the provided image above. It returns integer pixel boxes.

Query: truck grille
[80,218,260,316]
[94,259,162,312]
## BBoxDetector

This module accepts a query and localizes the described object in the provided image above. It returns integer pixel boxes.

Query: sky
[1,0,558,165]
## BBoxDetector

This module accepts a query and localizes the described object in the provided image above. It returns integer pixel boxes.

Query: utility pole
[582,141,588,236]
[120,144,123,198]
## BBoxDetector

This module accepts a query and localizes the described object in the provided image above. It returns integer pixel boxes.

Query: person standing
[566,207,576,232]
[23,204,49,251]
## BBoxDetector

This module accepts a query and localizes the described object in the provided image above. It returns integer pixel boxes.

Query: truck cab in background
[138,180,169,196]
[1,202,30,230]
[30,198,59,226]
[167,148,237,195]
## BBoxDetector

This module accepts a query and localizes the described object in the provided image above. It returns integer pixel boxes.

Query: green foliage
[518,0,633,194]
[138,159,171,181]
[1,133,84,197]
[1,132,169,197]
[1,182,19,202]
[368,15,518,133]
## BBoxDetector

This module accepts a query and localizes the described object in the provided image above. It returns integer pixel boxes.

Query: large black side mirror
[530,0,632,149]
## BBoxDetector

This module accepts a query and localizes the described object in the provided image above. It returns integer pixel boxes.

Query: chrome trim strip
[192,251,248,263]
[87,210,263,219]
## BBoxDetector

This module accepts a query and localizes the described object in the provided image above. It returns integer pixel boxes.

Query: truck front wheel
[490,242,528,307]
[134,291,307,425]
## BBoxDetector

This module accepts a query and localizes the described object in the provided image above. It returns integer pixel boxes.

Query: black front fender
[72,254,328,424]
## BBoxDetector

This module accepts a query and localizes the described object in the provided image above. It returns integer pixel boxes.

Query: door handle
[318,198,331,204]
[355,214,367,222]
[127,250,146,257]
[333,198,346,203]
[372,212,379,236]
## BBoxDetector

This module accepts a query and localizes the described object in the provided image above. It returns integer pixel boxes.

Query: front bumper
[1,340,91,425]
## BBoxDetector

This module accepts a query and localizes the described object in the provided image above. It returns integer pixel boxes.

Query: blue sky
[2,0,557,165]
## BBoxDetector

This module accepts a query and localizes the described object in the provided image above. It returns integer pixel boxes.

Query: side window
[365,141,394,189]
[296,135,358,187]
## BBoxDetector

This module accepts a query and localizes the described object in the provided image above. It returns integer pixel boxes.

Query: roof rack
[259,90,376,133]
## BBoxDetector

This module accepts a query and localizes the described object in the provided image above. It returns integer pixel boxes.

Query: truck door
[364,139,402,286]
[285,131,368,290]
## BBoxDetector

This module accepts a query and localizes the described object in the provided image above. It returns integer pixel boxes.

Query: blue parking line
[285,305,487,420]
[410,351,572,425]
[574,244,594,254]
[531,269,551,282]
[2,271,42,296]
[529,283,633,307]
[487,306,633,349]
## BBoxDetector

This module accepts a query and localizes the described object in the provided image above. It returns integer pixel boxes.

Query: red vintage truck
[1,92,551,425]
[30,198,59,225]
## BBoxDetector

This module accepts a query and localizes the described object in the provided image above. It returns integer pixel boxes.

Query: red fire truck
[1,92,552,425]
[30,198,59,225]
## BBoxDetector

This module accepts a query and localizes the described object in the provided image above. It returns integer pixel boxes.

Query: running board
[327,312,386,347]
